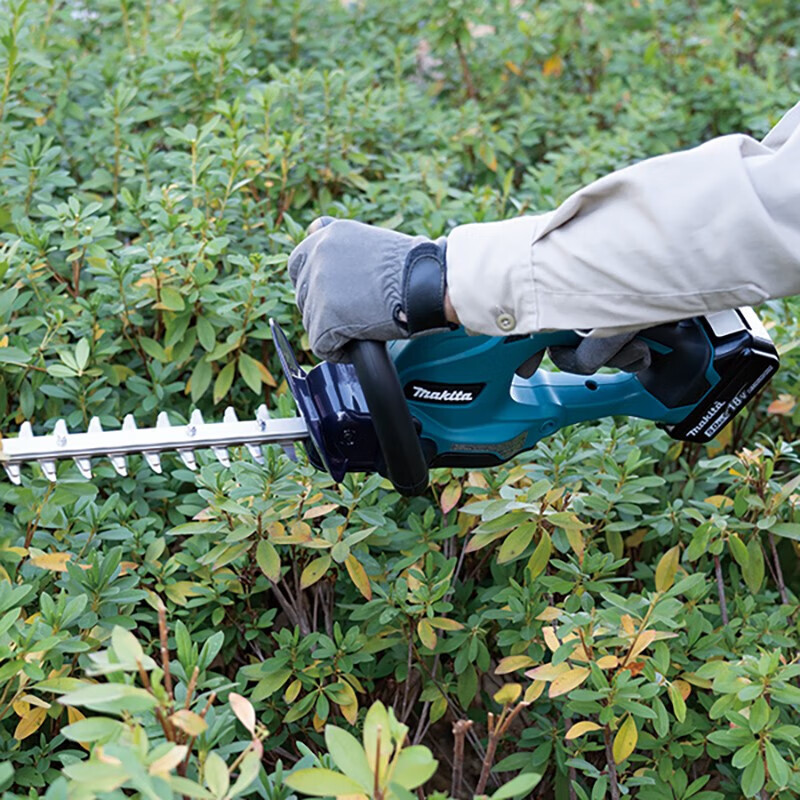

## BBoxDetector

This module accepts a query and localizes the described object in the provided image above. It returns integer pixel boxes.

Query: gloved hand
[288,217,452,361]
[548,332,651,375]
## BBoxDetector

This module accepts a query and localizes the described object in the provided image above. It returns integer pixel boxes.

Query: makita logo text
[413,386,474,402]
[685,400,725,438]
[404,380,484,405]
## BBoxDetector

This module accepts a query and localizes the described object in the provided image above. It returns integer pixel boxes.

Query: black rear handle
[346,340,429,496]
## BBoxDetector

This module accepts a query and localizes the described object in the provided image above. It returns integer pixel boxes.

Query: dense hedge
[1,1,800,798]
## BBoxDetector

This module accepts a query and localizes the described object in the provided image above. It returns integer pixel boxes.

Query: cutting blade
[0,409,309,484]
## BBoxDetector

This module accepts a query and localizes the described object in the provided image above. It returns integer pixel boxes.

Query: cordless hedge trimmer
[0,308,779,496]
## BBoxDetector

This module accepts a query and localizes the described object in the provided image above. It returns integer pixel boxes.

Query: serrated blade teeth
[110,455,128,476]
[75,458,92,479]
[213,446,230,467]
[282,443,297,462]
[157,412,171,427]
[123,414,136,430]
[245,405,268,464]
[179,449,197,470]
[144,452,162,473]
[40,460,57,482]
[223,407,238,423]
[88,417,102,433]
[19,421,32,438]
[4,464,21,485]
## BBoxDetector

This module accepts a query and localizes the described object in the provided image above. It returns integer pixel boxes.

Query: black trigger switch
[516,349,545,379]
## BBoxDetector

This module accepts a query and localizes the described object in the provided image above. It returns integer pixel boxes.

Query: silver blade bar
[0,405,308,484]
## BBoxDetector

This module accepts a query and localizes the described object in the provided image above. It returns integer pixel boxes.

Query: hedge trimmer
[0,308,779,496]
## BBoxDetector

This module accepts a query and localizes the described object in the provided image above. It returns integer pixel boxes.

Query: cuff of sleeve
[446,217,541,336]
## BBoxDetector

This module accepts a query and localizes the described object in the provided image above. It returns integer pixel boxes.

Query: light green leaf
[256,539,281,582]
[228,750,261,797]
[60,683,157,714]
[61,717,124,743]
[111,626,144,664]
[213,360,236,404]
[497,522,535,564]
[325,725,373,791]
[490,772,544,800]
[390,745,437,789]
[204,751,230,799]
[159,286,186,311]
[300,555,331,589]
[285,768,365,797]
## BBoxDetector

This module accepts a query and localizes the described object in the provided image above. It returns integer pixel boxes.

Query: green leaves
[60,684,157,715]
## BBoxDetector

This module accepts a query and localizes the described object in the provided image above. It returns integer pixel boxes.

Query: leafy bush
[0,0,799,798]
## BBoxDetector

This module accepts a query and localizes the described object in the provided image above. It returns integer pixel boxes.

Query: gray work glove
[548,332,651,375]
[288,217,451,362]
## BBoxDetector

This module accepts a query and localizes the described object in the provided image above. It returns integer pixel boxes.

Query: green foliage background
[0,0,800,798]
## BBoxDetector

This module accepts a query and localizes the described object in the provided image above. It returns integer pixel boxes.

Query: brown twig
[184,665,200,710]
[451,719,473,798]
[766,531,789,605]
[603,725,621,800]
[158,600,173,702]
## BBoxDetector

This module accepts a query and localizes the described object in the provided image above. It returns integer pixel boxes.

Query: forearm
[446,102,800,335]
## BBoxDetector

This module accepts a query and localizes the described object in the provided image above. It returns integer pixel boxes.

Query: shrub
[0,1,799,798]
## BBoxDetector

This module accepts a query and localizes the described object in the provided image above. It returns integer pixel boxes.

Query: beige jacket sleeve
[447,101,800,337]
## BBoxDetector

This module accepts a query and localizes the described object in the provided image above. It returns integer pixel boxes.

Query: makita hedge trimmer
[0,307,779,496]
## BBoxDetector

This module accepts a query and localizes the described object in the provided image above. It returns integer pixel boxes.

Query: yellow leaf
[565,528,584,560]
[504,60,522,75]
[566,721,603,740]
[543,626,560,652]
[429,617,463,631]
[149,745,188,775]
[496,655,536,675]
[704,495,733,509]
[467,471,488,489]
[655,546,680,593]
[630,630,657,659]
[527,530,551,579]
[417,619,437,650]
[597,655,619,670]
[549,667,590,698]
[0,335,8,347]
[303,503,339,520]
[524,681,545,703]
[255,360,277,387]
[526,662,571,682]
[300,555,331,589]
[440,482,462,514]
[612,716,638,763]
[14,706,47,740]
[536,607,561,622]
[30,552,72,571]
[335,681,358,725]
[170,709,208,737]
[345,554,372,600]
[542,54,564,77]
[673,679,692,701]
[494,683,521,705]
[13,700,29,717]
[620,614,636,635]
[284,679,301,703]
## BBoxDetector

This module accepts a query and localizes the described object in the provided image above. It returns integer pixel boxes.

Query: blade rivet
[57,436,67,447]
[187,426,197,437]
